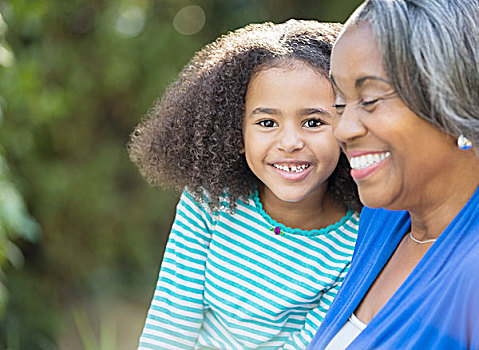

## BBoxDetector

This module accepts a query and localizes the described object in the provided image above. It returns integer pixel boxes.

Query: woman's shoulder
[440,243,479,332]
[453,241,479,281]
[359,207,409,226]
[356,207,409,244]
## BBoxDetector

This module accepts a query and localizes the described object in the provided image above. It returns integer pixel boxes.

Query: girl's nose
[277,127,305,153]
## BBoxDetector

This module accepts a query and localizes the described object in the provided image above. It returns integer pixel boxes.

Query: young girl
[129,20,361,350]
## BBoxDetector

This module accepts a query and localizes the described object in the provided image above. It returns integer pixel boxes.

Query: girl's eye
[303,119,323,128]
[257,119,277,128]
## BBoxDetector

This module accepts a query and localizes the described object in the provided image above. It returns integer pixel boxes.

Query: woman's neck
[408,156,479,241]
[259,184,347,230]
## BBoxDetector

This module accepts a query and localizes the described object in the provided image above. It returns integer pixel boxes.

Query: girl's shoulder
[180,187,241,218]
[180,188,218,213]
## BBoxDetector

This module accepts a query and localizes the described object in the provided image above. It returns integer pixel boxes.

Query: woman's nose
[333,106,367,143]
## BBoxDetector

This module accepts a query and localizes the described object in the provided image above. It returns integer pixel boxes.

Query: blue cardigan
[309,186,479,349]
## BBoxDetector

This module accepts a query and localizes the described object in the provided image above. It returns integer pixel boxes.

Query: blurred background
[0,0,362,348]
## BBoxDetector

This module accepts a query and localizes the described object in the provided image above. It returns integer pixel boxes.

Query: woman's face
[242,62,340,203]
[330,23,457,210]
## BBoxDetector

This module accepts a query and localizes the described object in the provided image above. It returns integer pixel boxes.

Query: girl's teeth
[273,164,308,173]
[350,152,390,170]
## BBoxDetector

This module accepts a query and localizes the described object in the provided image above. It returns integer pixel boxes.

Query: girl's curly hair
[128,19,361,212]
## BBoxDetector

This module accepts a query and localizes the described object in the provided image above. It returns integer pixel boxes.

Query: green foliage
[0,10,39,321]
[0,151,39,316]
[72,307,116,350]
[0,0,363,347]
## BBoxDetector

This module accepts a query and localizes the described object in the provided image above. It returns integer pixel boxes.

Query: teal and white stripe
[139,190,358,349]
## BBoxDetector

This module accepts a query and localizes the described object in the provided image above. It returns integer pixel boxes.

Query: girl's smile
[270,160,312,180]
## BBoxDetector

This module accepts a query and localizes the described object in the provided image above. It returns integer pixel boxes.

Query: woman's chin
[358,190,390,210]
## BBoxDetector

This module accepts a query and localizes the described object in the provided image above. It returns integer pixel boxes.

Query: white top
[325,314,367,350]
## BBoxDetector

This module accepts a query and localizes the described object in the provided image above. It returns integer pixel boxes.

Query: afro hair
[128,19,361,212]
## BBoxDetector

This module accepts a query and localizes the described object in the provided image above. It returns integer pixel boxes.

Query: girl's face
[330,23,458,210]
[242,62,340,203]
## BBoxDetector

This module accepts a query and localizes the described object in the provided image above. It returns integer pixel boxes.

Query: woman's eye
[303,119,323,128]
[361,99,379,108]
[332,104,346,115]
[257,119,277,128]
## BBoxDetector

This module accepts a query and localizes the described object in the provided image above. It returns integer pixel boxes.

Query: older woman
[309,0,479,349]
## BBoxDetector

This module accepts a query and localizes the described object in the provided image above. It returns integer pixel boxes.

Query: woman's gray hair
[343,0,479,146]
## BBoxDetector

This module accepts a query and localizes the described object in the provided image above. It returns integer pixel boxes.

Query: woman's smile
[347,151,390,181]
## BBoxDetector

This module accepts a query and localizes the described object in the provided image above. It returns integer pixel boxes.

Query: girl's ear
[239,141,245,154]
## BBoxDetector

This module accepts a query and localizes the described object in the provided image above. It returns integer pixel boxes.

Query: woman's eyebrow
[330,74,338,88]
[330,75,344,95]
[355,75,391,88]
[330,74,392,91]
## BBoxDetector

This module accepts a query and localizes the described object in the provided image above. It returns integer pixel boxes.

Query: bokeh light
[0,45,15,68]
[0,13,7,37]
[115,5,146,38]
[173,5,206,36]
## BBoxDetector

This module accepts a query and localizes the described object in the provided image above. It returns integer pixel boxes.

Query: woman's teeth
[273,163,309,173]
[350,152,390,170]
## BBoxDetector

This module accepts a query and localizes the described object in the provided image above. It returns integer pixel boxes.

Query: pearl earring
[457,135,472,150]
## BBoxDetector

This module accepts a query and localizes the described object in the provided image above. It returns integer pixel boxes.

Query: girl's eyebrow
[248,107,331,118]
[302,107,332,117]
[250,107,278,116]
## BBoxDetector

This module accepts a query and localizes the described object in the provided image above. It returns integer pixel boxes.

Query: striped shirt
[139,190,359,349]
